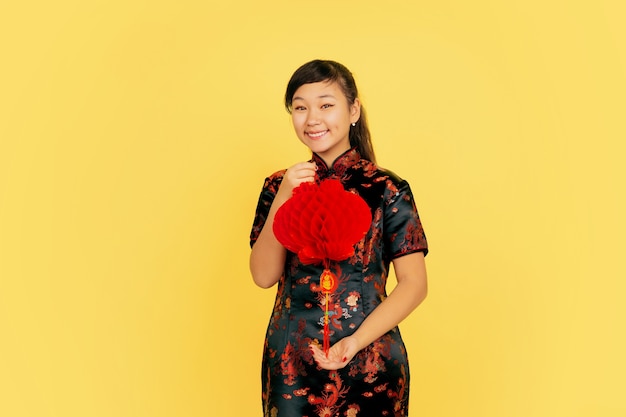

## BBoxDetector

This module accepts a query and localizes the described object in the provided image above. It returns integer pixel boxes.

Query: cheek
[329,109,349,126]
[291,114,305,128]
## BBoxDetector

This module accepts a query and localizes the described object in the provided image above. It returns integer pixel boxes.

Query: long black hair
[284,60,376,163]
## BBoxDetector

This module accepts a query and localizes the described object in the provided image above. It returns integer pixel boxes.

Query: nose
[306,108,321,126]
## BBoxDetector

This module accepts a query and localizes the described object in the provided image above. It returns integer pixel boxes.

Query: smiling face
[290,80,361,166]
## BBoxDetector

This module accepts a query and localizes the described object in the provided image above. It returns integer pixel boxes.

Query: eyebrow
[292,94,337,101]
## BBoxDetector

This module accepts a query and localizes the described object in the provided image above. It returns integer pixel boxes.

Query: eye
[294,106,306,111]
[321,103,334,109]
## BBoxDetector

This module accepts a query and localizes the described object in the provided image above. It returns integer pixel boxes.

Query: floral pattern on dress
[251,148,428,417]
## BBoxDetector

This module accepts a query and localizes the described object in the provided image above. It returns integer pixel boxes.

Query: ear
[350,98,361,124]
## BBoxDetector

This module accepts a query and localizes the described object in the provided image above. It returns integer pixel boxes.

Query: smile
[307,130,328,139]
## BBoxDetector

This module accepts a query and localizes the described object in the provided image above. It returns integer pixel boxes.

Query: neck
[315,147,352,168]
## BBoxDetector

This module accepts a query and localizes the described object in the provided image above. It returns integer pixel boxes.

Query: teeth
[308,131,327,138]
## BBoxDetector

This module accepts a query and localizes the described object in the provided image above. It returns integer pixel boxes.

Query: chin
[303,141,327,152]
[310,146,332,156]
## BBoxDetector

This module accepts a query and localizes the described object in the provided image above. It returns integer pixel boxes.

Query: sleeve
[383,179,429,261]
[249,173,283,247]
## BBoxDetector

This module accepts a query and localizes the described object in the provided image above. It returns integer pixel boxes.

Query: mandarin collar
[312,147,361,179]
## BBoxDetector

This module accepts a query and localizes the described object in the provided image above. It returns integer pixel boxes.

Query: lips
[306,130,328,139]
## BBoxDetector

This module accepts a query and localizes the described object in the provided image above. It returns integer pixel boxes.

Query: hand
[276,161,316,200]
[310,336,360,370]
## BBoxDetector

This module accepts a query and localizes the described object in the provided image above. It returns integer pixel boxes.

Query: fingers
[285,161,316,185]
[309,343,351,370]
[279,161,316,197]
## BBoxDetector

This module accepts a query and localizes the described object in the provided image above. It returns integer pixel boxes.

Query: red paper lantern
[273,179,372,265]
[273,179,372,356]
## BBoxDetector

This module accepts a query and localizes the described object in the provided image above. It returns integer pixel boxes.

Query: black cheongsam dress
[250,148,428,417]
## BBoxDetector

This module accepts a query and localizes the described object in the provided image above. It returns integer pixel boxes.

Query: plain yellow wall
[1,1,625,416]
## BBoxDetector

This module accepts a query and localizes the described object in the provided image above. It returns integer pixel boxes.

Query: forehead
[292,80,344,101]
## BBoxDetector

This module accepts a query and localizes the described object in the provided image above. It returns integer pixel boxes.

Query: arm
[249,161,316,288]
[311,251,427,368]
[249,195,288,289]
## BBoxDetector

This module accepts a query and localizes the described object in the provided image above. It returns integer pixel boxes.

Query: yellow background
[1,1,625,416]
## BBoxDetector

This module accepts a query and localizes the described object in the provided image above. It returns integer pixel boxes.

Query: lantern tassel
[320,267,338,357]
[323,292,330,356]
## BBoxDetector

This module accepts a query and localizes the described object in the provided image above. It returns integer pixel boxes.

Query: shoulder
[377,168,411,205]
[260,169,287,193]
[346,160,413,206]
[357,159,407,188]
[376,166,406,186]
[266,168,287,182]
[369,164,417,208]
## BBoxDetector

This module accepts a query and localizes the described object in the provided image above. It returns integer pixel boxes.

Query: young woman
[250,59,428,417]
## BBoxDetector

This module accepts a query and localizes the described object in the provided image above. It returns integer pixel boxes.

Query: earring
[351,122,356,126]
